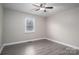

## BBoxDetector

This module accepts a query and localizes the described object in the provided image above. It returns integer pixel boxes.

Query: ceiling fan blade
[46,7,53,9]
[35,9,40,11]
[40,4,43,7]
[40,3,46,7]
[32,4,40,7]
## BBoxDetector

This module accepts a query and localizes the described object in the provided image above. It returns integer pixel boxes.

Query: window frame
[25,17,35,33]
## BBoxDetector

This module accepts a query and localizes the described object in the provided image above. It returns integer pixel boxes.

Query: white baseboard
[3,38,46,47]
[0,45,4,54]
[47,38,79,50]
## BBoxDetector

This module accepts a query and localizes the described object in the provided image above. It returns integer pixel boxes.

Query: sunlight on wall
[49,23,62,37]
[48,22,69,40]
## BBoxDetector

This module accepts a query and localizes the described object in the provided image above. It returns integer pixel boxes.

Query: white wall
[3,9,46,44]
[46,7,79,48]
[0,4,3,50]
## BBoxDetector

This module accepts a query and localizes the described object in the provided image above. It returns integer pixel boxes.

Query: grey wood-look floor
[1,39,79,55]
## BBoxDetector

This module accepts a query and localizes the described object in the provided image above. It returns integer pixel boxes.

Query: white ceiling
[3,3,79,17]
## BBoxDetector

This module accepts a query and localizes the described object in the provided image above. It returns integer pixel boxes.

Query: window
[25,17,35,33]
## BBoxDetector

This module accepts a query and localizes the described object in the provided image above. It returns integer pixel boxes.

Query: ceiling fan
[32,3,53,12]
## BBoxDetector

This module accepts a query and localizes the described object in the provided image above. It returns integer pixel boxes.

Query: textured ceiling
[3,3,79,17]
